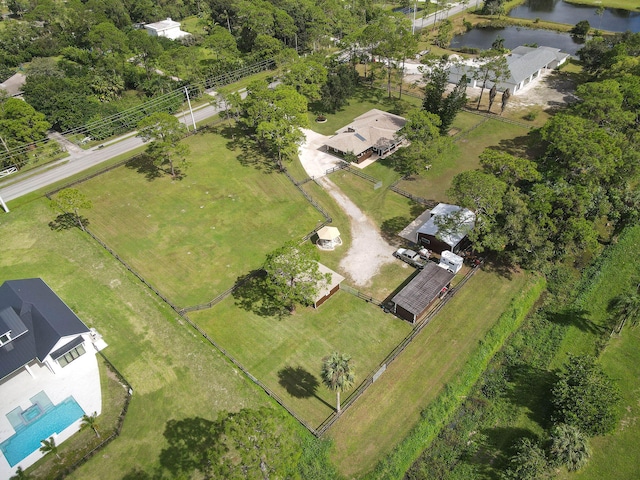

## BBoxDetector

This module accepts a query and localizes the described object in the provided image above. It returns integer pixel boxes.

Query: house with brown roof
[324,109,406,163]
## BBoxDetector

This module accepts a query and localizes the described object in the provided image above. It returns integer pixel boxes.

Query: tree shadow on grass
[504,362,557,428]
[218,124,279,173]
[125,154,163,181]
[159,417,219,478]
[478,426,539,472]
[48,213,89,231]
[278,366,335,410]
[381,215,412,244]
[231,271,290,318]
[546,308,605,335]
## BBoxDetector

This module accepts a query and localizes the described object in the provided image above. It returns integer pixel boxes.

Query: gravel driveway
[298,131,397,286]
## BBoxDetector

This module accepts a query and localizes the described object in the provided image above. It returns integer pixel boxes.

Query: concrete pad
[298,129,343,179]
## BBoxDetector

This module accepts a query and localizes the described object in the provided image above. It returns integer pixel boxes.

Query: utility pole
[184,86,197,133]
[412,0,417,34]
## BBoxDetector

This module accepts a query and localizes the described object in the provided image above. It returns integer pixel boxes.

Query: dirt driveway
[298,131,397,287]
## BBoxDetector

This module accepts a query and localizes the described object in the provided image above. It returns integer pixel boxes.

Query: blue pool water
[21,404,42,423]
[0,396,85,467]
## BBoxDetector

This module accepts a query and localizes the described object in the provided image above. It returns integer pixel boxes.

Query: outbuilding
[316,226,342,251]
[144,18,191,40]
[313,263,345,308]
[388,262,455,324]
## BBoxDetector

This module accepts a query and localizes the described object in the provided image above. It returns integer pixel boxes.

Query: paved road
[0,0,470,206]
[0,102,221,203]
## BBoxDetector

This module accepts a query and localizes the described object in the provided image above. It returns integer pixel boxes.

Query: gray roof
[416,203,475,248]
[391,263,454,317]
[448,46,569,88]
[0,279,89,380]
[324,109,406,156]
[505,46,568,85]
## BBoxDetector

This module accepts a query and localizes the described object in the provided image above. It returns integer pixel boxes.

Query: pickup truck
[393,248,428,269]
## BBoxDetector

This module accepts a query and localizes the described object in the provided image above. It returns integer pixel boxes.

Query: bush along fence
[315,263,484,436]
[52,352,133,480]
[366,274,547,480]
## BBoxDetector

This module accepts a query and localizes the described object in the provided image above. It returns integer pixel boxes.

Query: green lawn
[189,291,412,427]
[396,118,531,201]
[565,0,639,9]
[0,200,264,479]
[70,131,321,307]
[328,269,533,478]
[308,87,421,136]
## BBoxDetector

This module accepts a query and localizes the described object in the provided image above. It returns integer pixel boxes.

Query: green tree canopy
[137,112,190,178]
[321,351,355,413]
[52,188,93,231]
[548,423,591,472]
[551,354,621,436]
[263,241,330,313]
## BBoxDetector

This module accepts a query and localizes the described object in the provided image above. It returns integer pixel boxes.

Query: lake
[508,0,640,33]
[451,26,585,55]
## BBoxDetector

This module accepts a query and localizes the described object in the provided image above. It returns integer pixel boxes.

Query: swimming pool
[0,395,85,467]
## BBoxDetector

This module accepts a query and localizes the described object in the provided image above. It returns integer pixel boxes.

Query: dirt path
[317,177,396,286]
[297,130,397,287]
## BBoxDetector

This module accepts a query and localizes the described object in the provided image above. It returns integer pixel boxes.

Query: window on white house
[57,344,86,368]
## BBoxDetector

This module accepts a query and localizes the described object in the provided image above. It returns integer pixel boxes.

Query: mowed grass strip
[327,268,531,478]
[0,200,265,479]
[74,131,321,307]
[190,291,412,427]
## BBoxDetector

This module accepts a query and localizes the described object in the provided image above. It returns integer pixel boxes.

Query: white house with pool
[0,278,107,478]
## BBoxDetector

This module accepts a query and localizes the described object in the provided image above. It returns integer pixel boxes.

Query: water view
[509,0,640,33]
[451,26,584,56]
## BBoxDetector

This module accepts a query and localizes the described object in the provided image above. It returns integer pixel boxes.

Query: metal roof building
[389,263,455,323]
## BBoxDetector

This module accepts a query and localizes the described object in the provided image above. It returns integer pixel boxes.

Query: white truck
[393,247,429,269]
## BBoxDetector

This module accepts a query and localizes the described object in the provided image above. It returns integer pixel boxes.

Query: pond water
[451,26,585,55]
[508,0,640,33]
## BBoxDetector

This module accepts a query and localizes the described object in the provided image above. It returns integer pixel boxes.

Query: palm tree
[39,436,60,460]
[548,423,591,471]
[80,412,101,438]
[10,466,31,480]
[610,289,640,333]
[321,352,355,413]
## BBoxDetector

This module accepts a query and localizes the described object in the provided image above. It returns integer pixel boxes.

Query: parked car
[393,248,428,269]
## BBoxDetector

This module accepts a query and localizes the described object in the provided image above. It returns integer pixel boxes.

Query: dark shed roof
[390,263,454,318]
[0,279,89,380]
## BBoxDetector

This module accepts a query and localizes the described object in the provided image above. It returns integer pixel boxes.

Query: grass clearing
[328,268,532,478]
[396,118,531,201]
[189,291,412,427]
[564,0,639,9]
[72,131,321,307]
[308,87,421,136]
[0,200,264,479]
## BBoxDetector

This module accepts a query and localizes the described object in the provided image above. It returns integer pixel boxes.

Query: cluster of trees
[445,32,640,271]
[504,355,619,479]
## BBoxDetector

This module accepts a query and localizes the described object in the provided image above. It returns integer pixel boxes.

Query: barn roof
[416,203,475,248]
[314,263,344,303]
[391,263,454,317]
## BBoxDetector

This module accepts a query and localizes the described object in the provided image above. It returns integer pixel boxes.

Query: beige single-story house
[448,46,570,95]
[324,109,406,163]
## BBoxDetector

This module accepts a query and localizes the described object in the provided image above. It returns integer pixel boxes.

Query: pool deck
[0,351,102,477]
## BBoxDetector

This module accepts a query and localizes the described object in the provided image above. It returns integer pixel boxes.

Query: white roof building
[144,18,191,40]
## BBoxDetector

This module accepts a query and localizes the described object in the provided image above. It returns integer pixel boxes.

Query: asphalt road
[0,2,470,206]
[0,103,220,203]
